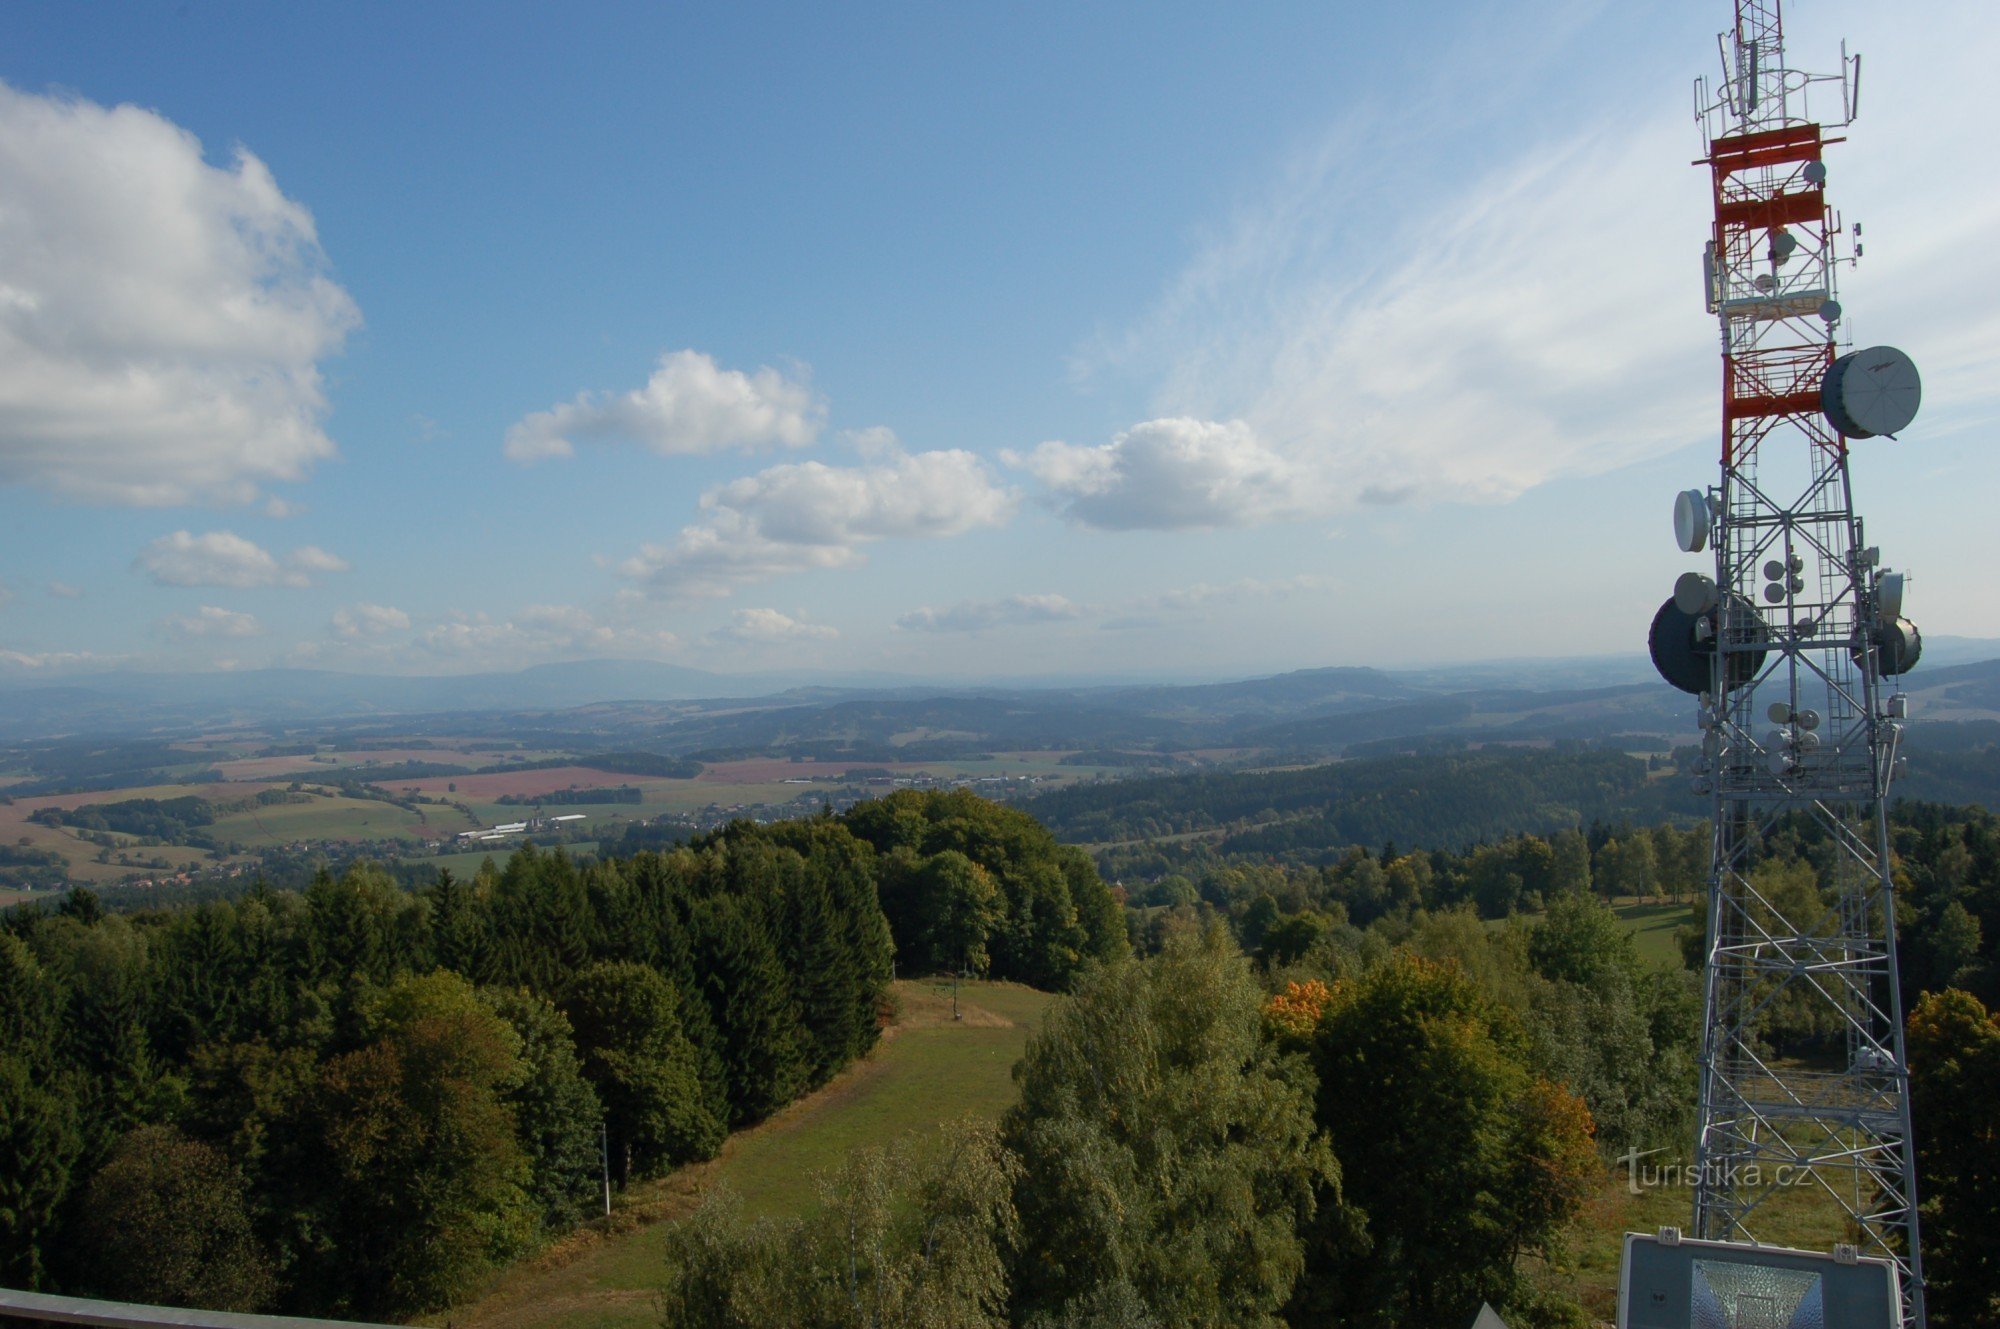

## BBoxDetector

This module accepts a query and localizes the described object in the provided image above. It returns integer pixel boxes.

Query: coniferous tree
[689,897,808,1125]
[559,961,721,1184]
[0,1054,80,1290]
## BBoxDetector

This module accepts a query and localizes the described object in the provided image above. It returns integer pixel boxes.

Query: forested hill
[1025,748,1696,851]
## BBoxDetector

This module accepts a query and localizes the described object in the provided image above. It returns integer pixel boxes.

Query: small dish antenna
[1675,572,1720,615]
[1674,489,1711,552]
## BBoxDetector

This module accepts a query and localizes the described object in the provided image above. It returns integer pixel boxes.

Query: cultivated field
[439,980,1054,1329]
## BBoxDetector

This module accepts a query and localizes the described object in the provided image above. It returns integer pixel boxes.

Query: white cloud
[897,593,1087,633]
[0,647,106,671]
[621,445,1015,599]
[1064,103,1719,528]
[0,83,358,505]
[1007,418,1314,530]
[135,530,349,588]
[406,605,679,667]
[504,349,825,463]
[45,580,83,600]
[160,605,261,639]
[718,608,839,644]
[331,603,411,638]
[263,496,303,519]
[286,545,349,576]
[896,577,1322,634]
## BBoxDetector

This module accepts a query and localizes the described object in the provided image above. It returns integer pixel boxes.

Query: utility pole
[599,1119,612,1219]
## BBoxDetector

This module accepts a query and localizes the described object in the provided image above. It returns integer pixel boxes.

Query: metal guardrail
[0,1290,398,1329]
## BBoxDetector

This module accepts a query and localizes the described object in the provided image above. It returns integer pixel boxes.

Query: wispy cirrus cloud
[159,605,261,639]
[897,593,1086,634]
[898,576,1325,635]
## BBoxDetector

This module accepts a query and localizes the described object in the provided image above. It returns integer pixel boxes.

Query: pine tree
[689,898,808,1125]
[0,1055,80,1290]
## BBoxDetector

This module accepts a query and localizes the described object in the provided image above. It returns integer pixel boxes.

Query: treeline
[498,786,644,806]
[1123,822,1708,934]
[664,922,1614,1329]
[477,751,702,779]
[30,795,217,845]
[0,793,1122,1319]
[1028,749,1694,853]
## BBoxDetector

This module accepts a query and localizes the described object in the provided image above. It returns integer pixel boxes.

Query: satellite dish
[1674,489,1710,552]
[1763,559,1787,581]
[1767,749,1794,776]
[1852,617,1924,676]
[1820,298,1843,324]
[1675,572,1719,615]
[1650,594,1770,695]
[1768,701,1793,724]
[1878,571,1906,621]
[1763,583,1787,604]
[1804,159,1828,185]
[1822,346,1922,438]
[1795,708,1821,732]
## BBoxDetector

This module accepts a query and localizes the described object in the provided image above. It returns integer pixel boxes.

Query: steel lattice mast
[1650,1,1929,1324]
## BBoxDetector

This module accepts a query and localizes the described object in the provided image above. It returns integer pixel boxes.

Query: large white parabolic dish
[1822,345,1922,439]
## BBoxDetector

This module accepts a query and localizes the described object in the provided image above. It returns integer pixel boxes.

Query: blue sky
[1,0,1995,681]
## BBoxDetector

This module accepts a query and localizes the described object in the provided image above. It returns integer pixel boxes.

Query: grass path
[437,979,1053,1329]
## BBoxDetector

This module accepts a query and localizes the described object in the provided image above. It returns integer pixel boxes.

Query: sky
[1,0,1996,682]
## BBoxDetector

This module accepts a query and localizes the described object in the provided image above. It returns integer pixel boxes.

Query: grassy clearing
[440,979,1054,1329]
[209,795,466,847]
[1493,896,1699,970]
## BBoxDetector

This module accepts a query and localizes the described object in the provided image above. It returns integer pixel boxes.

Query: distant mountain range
[4,641,1999,758]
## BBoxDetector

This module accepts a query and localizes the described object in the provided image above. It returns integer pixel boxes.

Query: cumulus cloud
[897,593,1087,633]
[135,530,349,588]
[1007,418,1314,531]
[717,608,838,644]
[160,605,261,639]
[621,444,1015,599]
[331,603,411,638]
[0,83,358,505]
[504,349,825,463]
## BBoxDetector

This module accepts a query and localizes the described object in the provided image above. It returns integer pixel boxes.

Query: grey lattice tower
[1645,3,1928,1325]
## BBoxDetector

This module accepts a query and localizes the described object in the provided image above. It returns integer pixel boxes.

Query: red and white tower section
[1644,1,1928,1325]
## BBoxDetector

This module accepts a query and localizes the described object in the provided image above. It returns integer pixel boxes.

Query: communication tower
[1646,2,1927,1324]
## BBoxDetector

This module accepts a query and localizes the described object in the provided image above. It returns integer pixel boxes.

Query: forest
[4,788,1998,1327]
[0,791,1123,1320]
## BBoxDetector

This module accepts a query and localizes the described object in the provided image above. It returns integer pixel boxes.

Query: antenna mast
[1648,1,1929,1323]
